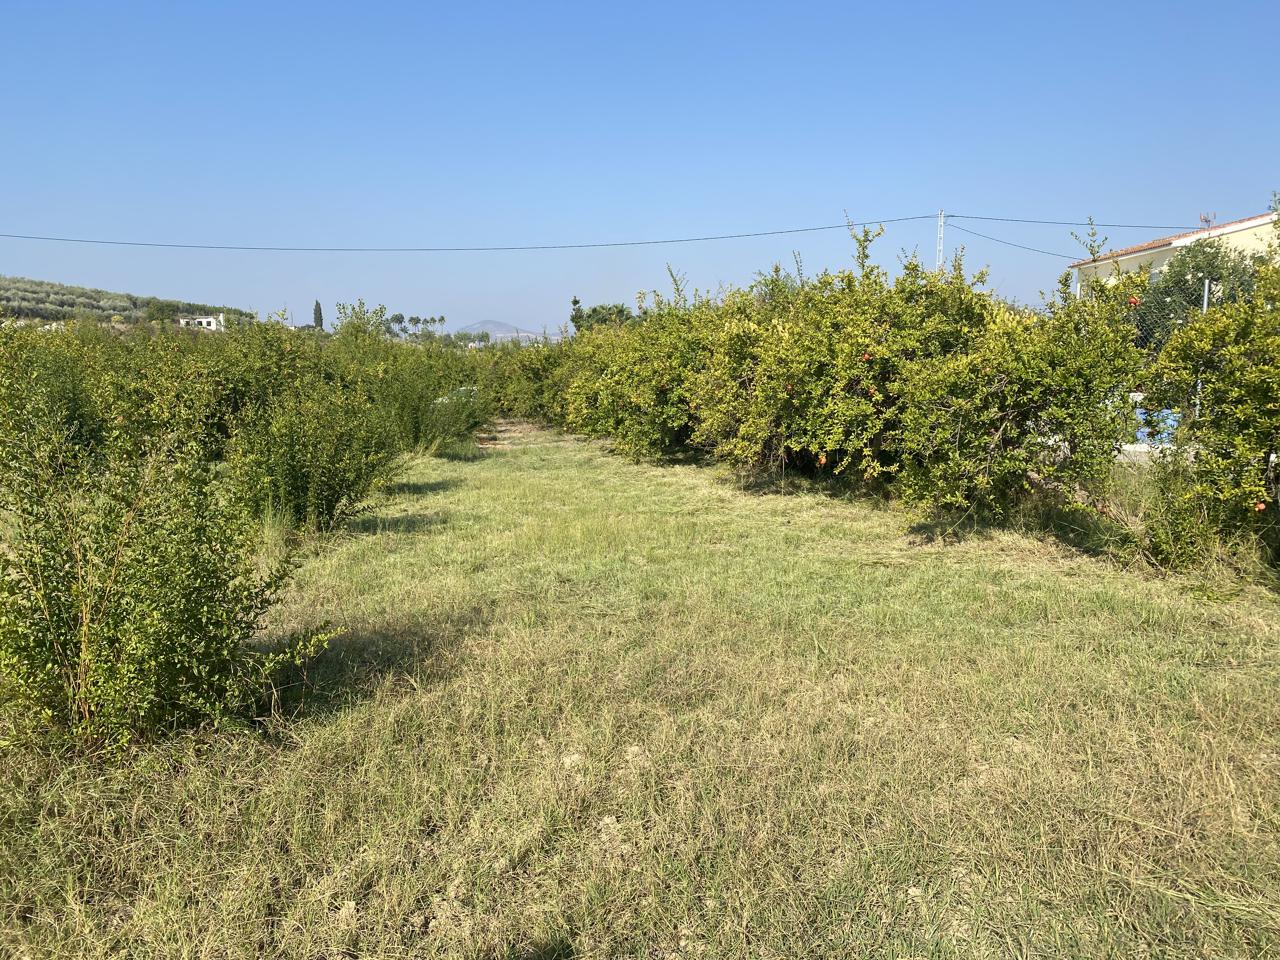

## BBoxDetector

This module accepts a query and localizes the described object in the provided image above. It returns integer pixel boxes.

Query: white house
[1072,211,1277,290]
[178,312,226,331]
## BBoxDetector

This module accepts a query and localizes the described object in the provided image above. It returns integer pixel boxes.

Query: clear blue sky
[3,0,1275,330]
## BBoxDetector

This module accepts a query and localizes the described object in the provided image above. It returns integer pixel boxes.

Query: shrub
[380,346,486,451]
[687,275,820,473]
[0,413,309,748]
[0,323,108,455]
[425,386,486,446]
[1135,454,1238,567]
[687,252,989,483]
[897,277,1143,514]
[191,319,326,452]
[1148,258,1280,559]
[230,376,397,531]
[563,295,704,459]
[491,237,1142,523]
[478,340,571,424]
[90,332,235,462]
[324,301,488,452]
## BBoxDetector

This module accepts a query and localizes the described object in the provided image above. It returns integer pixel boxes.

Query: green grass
[4,423,1280,958]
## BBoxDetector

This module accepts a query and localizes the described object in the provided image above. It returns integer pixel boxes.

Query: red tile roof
[1069,212,1276,269]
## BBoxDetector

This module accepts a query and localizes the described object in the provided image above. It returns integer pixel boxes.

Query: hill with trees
[0,274,255,326]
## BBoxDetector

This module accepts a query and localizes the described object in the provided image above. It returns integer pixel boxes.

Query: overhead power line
[0,215,937,253]
[948,223,1077,260]
[0,211,1192,254]
[949,214,1196,230]
[0,212,1194,264]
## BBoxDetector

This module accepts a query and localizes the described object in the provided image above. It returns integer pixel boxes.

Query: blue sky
[3,0,1275,330]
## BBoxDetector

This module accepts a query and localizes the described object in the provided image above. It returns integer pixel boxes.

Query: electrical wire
[0,212,1192,262]
[0,215,936,253]
[949,214,1195,230]
[947,223,1077,259]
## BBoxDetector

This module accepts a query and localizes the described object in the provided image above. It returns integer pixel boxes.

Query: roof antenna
[1199,212,1217,229]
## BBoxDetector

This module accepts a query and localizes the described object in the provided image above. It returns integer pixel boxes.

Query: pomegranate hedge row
[0,308,481,746]
[480,233,1279,566]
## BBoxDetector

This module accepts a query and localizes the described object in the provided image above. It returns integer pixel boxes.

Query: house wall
[1076,247,1175,287]
[1076,215,1276,289]
[1209,218,1278,258]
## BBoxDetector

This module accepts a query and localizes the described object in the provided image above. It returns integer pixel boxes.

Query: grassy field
[4,424,1280,958]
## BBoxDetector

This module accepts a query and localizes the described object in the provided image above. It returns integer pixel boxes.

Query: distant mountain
[0,274,254,326]
[454,319,562,343]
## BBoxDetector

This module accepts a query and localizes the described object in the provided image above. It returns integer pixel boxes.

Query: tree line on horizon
[0,274,254,327]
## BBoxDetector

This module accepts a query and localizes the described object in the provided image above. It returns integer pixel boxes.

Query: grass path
[4,424,1280,958]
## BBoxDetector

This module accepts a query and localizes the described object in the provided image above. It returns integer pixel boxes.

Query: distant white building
[178,312,226,331]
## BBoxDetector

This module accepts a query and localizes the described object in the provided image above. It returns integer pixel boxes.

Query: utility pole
[936,209,945,271]
[1194,274,1210,420]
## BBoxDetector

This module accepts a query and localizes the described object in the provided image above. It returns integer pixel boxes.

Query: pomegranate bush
[503,234,1143,520]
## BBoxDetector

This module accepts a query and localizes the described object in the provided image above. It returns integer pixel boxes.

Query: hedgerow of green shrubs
[0,308,483,747]
[481,226,1279,567]
[9,229,1269,748]
[495,234,1144,515]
